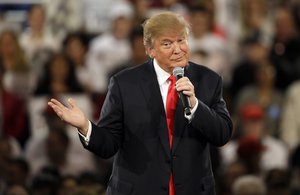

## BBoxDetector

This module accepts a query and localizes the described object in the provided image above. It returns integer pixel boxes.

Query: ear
[146,47,155,58]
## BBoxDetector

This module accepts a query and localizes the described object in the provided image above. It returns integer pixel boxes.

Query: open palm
[48,98,89,134]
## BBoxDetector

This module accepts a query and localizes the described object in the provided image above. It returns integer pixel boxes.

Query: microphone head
[173,67,184,78]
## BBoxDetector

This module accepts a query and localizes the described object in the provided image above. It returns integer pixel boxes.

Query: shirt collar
[153,59,171,86]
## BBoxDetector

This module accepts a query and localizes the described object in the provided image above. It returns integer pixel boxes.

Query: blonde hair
[143,12,190,48]
[0,29,29,72]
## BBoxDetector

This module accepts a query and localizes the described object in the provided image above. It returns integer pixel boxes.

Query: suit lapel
[139,60,171,158]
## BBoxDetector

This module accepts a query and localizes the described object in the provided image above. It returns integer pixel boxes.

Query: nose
[173,42,181,54]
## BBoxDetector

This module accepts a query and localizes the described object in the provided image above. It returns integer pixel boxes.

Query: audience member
[270,7,300,90]
[280,81,300,149]
[33,53,83,96]
[191,0,228,40]
[239,0,274,43]
[0,29,32,99]
[0,61,28,144]
[235,63,283,137]
[30,166,61,195]
[222,103,288,173]
[149,0,188,17]
[42,0,83,43]
[20,4,59,70]
[80,0,117,34]
[63,32,91,93]
[220,161,247,195]
[3,158,30,189]
[0,136,22,193]
[188,5,230,85]
[86,1,133,93]
[230,34,270,101]
[130,0,151,26]
[264,168,290,195]
[108,25,148,80]
[232,175,267,195]
[237,136,265,175]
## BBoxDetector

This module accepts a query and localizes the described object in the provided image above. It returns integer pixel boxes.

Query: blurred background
[0,0,300,194]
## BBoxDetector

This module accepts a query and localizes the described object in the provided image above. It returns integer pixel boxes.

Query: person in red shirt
[0,61,28,146]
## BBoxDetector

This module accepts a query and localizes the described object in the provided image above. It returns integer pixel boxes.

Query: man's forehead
[156,31,187,41]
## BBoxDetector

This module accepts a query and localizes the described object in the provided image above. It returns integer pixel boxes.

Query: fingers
[68,98,77,109]
[48,101,64,119]
[48,98,69,120]
[175,77,197,108]
[175,77,194,95]
[49,98,66,109]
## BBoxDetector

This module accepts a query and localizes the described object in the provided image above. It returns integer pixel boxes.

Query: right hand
[48,98,89,135]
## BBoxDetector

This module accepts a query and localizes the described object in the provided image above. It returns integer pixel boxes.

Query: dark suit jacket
[81,60,232,195]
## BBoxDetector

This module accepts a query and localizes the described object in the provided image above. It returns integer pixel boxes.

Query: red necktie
[166,75,178,195]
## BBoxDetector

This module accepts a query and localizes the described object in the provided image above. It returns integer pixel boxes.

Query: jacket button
[166,159,171,164]
[161,186,167,191]
[173,155,177,159]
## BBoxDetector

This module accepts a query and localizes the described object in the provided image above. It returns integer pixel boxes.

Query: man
[48,12,232,195]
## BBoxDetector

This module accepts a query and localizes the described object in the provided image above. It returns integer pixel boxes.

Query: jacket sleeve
[81,76,124,158]
[190,76,233,146]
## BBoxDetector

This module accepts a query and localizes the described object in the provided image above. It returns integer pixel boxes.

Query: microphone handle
[176,75,192,116]
[179,92,191,115]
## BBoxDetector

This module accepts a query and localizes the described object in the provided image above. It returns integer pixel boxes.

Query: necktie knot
[168,75,176,84]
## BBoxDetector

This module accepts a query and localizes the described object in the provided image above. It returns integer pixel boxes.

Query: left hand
[175,77,197,108]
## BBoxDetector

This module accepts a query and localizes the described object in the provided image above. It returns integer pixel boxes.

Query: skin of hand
[175,76,197,109]
[47,98,89,135]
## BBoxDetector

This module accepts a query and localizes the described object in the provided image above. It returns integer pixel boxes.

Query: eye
[178,38,185,43]
[162,42,172,48]
[162,42,171,46]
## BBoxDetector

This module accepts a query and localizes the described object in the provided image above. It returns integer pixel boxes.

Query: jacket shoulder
[188,61,221,80]
[113,61,152,81]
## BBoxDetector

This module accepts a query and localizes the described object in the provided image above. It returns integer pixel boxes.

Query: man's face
[147,31,189,73]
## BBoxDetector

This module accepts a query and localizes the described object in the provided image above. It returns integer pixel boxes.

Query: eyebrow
[160,37,185,42]
[161,39,172,43]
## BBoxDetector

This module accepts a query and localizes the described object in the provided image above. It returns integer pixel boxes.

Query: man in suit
[48,12,232,195]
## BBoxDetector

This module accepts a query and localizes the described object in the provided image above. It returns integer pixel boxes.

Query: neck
[153,59,170,74]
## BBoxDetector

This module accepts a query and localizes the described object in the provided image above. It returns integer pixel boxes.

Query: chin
[173,61,188,68]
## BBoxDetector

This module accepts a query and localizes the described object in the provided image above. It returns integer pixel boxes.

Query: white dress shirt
[80,59,198,145]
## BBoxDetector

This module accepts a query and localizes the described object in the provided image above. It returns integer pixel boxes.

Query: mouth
[173,56,184,62]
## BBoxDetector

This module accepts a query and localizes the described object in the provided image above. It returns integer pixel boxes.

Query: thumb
[68,98,77,109]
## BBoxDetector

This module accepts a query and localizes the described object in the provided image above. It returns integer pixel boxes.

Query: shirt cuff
[185,99,198,122]
[78,121,92,145]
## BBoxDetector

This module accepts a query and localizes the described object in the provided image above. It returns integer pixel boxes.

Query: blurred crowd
[0,0,300,194]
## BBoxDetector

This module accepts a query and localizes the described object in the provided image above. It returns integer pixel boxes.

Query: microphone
[173,67,191,116]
